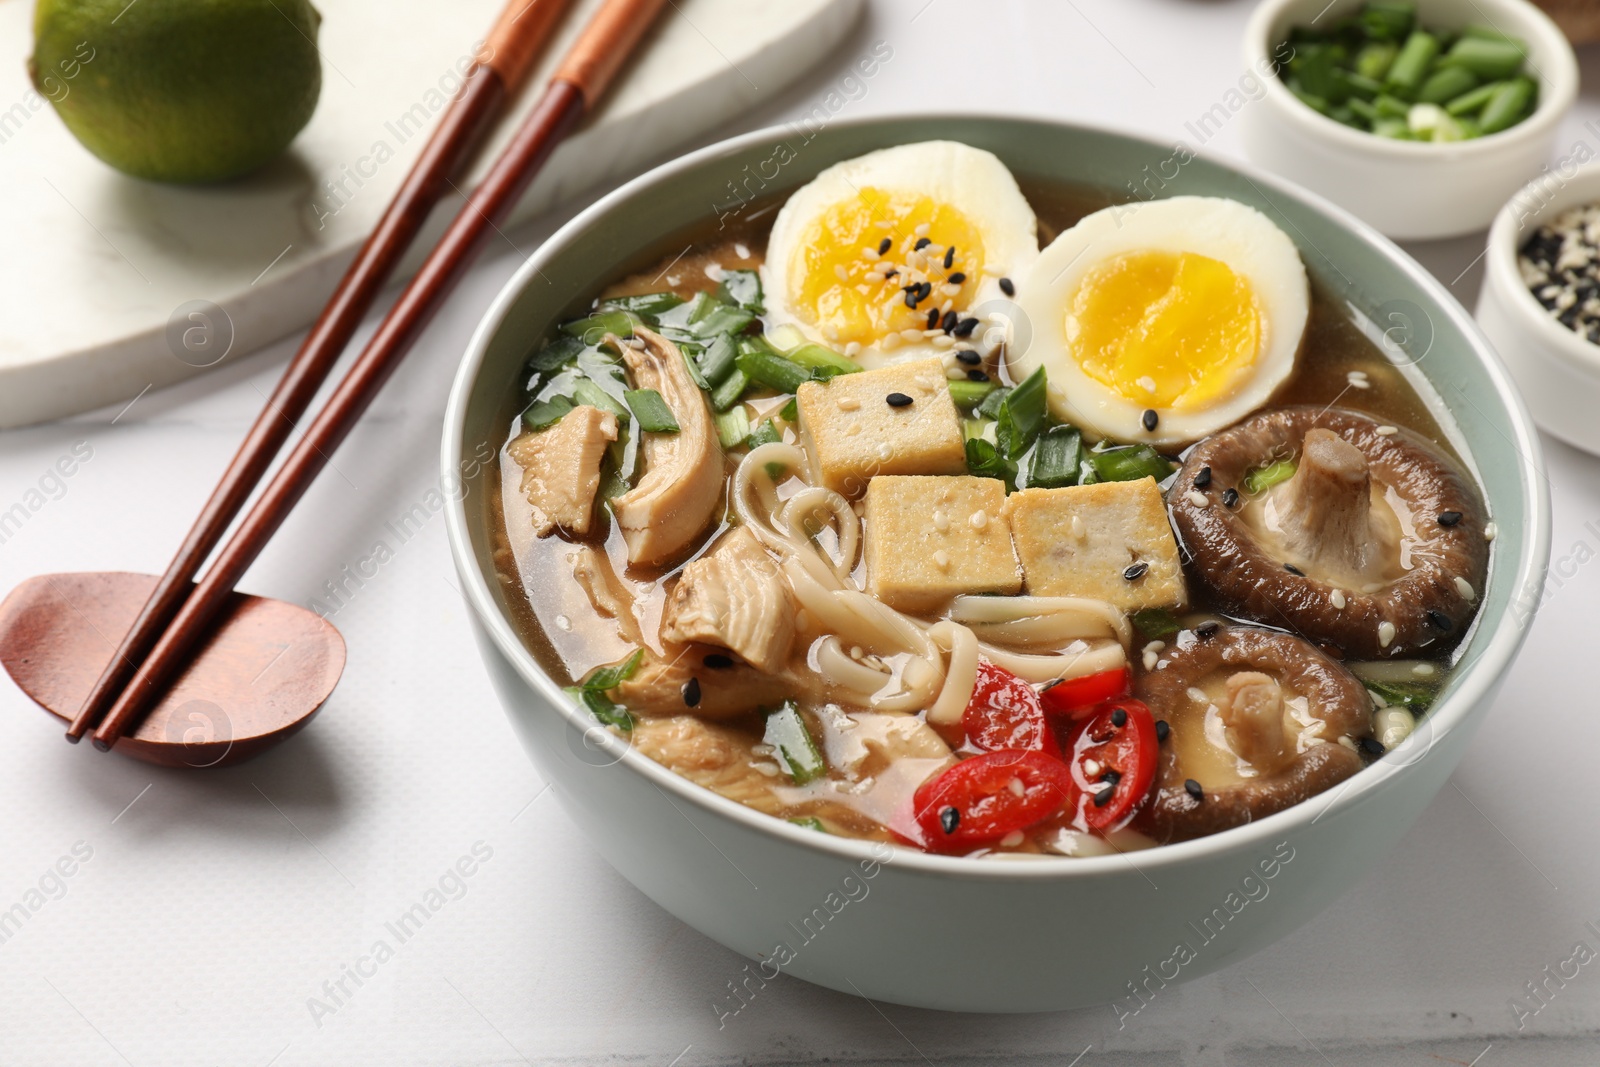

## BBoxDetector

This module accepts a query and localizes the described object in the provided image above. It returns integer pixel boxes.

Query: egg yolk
[1065,250,1263,410]
[792,189,985,348]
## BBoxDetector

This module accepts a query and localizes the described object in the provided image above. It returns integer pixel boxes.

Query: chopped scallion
[1089,444,1174,484]
[521,395,573,431]
[624,388,681,433]
[1243,458,1297,496]
[764,702,826,784]
[948,378,997,410]
[1027,425,1084,489]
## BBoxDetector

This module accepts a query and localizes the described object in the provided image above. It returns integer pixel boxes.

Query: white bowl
[443,116,1550,1013]
[1477,164,1600,455]
[1240,0,1577,240]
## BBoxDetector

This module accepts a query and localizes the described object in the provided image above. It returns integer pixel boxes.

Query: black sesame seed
[1427,609,1453,631]
[1193,466,1213,489]
[883,269,898,280]
[1123,561,1149,581]
[942,310,959,333]
[1196,620,1220,638]
[878,237,892,256]
[926,306,941,330]
[966,369,990,382]
[1100,769,1122,785]
[886,392,913,408]
[1155,720,1170,742]
[939,806,960,834]
[915,236,932,251]
[953,317,979,337]
[1359,736,1386,756]
[947,272,966,284]
[955,349,981,366]
[1110,707,1128,729]
[1222,487,1240,508]
[1141,409,1159,432]
[1184,779,1204,801]
[682,677,701,707]
[905,289,920,309]
[703,653,734,669]
[1438,510,1463,527]
[918,281,933,301]
[1285,563,1305,576]
[999,277,1015,296]
[943,246,956,269]
[1093,786,1115,808]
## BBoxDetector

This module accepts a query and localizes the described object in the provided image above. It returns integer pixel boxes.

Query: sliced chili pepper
[912,749,1075,852]
[962,659,1057,755]
[1068,698,1158,832]
[1039,666,1132,721]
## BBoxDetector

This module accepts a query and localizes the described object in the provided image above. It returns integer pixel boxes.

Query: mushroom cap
[1170,406,1489,659]
[1135,626,1368,843]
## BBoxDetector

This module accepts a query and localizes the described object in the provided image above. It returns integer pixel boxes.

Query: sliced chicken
[567,544,641,645]
[631,716,785,814]
[661,526,795,673]
[615,646,790,720]
[609,326,724,567]
[506,405,617,536]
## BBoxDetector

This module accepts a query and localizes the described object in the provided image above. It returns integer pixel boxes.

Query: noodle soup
[489,141,1489,857]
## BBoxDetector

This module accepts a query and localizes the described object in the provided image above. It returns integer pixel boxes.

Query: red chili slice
[1039,666,1132,721]
[1068,698,1158,832]
[912,749,1076,852]
[962,659,1057,755]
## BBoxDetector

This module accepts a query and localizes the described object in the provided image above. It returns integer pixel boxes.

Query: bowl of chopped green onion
[1241,0,1577,239]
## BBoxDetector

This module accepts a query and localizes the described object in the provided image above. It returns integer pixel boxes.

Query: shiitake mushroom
[1170,407,1488,659]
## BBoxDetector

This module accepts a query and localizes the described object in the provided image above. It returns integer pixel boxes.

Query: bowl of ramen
[443,116,1548,1012]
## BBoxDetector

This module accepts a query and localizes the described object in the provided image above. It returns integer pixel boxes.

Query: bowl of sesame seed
[1478,165,1600,455]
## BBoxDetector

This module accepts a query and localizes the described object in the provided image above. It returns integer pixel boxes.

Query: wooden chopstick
[65,0,577,745]
[88,0,673,751]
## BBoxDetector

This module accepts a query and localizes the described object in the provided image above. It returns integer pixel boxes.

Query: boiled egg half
[1010,196,1308,446]
[762,141,1039,367]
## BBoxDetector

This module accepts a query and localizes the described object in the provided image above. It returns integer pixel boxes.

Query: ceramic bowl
[443,115,1550,1013]
[1240,0,1577,240]
[1477,163,1600,455]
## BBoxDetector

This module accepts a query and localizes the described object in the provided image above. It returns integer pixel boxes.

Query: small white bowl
[1240,0,1577,240]
[1477,164,1600,455]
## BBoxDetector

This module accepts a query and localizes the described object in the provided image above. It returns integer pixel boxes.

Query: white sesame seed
[1378,621,1396,648]
[1338,736,1359,751]
[1070,515,1086,538]
[1330,588,1347,609]
[1186,490,1209,507]
[933,549,950,570]
[941,283,961,297]
[1412,663,1437,677]
[914,223,930,237]
[1347,370,1370,389]
[1454,576,1476,602]
[1484,522,1498,542]
[933,334,955,348]
[844,341,862,358]
[900,328,923,342]
[880,333,901,351]
[876,442,893,461]
[1376,425,1398,436]
[1143,648,1160,671]
[1137,376,1157,393]
[1082,759,1101,777]
[861,246,880,261]
[836,397,860,412]
[735,243,751,259]
[1186,686,1208,703]
[834,264,850,282]
[932,508,949,532]
[970,510,990,532]
[1000,830,1025,847]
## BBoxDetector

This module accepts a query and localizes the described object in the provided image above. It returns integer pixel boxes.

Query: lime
[30,0,323,184]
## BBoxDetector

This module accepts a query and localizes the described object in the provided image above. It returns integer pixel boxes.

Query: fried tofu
[795,357,966,497]
[1004,477,1187,612]
[864,475,1022,613]
[506,404,618,536]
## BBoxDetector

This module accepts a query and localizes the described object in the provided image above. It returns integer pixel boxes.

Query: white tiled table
[3,2,1599,1063]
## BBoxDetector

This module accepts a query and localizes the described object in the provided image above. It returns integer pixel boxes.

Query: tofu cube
[1004,478,1187,612]
[864,475,1022,613]
[796,357,966,497]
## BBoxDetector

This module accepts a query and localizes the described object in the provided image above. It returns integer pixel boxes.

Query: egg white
[761,141,1039,369]
[1010,196,1308,446]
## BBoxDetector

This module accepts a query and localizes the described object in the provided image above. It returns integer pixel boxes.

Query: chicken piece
[631,716,785,815]
[506,405,617,536]
[567,545,641,644]
[614,647,790,720]
[609,326,725,567]
[661,526,794,673]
